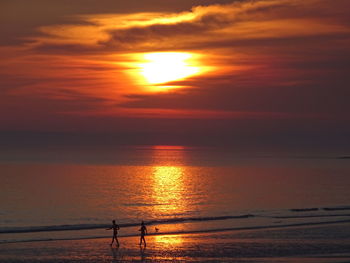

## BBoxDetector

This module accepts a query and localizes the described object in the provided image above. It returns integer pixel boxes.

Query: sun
[138,52,200,85]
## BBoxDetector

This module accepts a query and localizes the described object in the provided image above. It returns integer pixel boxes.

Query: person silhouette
[139,221,147,246]
[106,220,120,246]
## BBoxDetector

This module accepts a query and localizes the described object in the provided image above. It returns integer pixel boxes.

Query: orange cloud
[27,0,348,53]
[0,0,349,128]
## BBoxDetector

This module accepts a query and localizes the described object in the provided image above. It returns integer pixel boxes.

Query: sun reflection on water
[146,147,191,246]
[151,166,187,215]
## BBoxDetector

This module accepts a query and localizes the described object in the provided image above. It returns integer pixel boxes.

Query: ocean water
[0,146,349,244]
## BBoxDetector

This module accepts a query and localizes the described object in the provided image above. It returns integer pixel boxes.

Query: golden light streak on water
[151,166,188,214]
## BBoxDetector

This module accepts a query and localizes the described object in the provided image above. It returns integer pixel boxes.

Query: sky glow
[139,52,200,86]
[0,0,349,150]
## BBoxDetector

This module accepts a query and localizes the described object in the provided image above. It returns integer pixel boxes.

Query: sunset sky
[1,0,349,152]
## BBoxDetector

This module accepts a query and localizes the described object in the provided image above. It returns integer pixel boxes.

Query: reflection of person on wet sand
[140,245,146,261]
[106,220,120,247]
[139,221,148,246]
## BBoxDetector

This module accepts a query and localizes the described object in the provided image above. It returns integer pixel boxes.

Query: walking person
[139,221,147,246]
[106,220,120,247]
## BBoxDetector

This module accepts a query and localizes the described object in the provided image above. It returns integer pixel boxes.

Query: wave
[0,214,254,234]
[1,211,349,235]
[290,208,319,212]
[1,204,350,235]
[273,214,350,219]
[290,206,350,212]
[1,219,350,245]
[323,206,350,211]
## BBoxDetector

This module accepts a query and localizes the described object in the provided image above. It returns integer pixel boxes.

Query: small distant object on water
[155,227,159,232]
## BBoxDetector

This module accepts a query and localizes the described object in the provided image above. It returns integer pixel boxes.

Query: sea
[0,145,349,246]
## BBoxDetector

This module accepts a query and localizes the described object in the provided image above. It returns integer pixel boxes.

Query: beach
[1,221,350,262]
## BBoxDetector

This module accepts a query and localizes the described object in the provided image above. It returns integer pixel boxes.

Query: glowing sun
[138,52,200,85]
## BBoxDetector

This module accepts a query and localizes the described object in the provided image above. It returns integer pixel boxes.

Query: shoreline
[1,222,350,263]
[1,219,350,245]
[0,219,350,245]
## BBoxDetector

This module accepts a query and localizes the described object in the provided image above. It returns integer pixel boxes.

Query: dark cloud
[0,0,233,46]
[120,79,350,118]
[28,0,350,54]
[1,0,350,153]
[1,116,349,154]
[32,43,106,54]
[100,1,282,50]
[103,7,241,46]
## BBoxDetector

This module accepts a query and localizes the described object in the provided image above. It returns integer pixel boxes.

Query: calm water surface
[0,146,349,242]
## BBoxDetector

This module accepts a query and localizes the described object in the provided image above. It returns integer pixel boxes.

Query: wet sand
[1,222,349,262]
